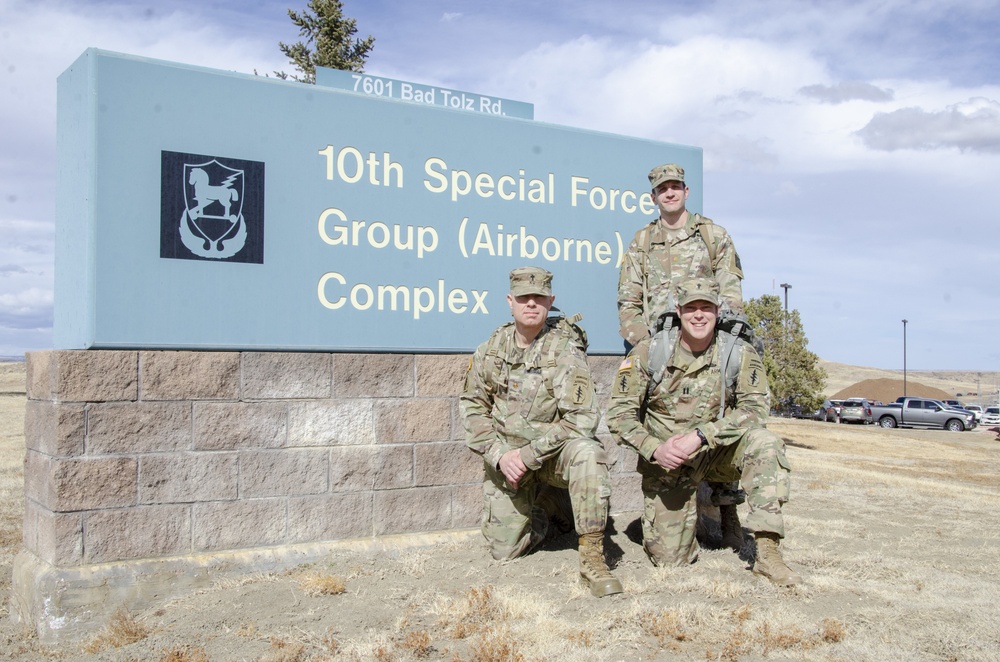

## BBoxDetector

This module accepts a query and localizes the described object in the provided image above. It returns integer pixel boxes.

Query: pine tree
[744,294,827,414]
[275,0,375,83]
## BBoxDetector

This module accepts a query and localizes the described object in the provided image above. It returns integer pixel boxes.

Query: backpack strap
[638,322,678,423]
[541,312,587,397]
[716,330,744,419]
[481,322,514,394]
[639,321,745,423]
[696,215,719,266]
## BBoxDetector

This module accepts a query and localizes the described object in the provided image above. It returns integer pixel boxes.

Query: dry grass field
[1,360,999,660]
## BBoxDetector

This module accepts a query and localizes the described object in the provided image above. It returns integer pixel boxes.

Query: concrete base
[10,528,479,644]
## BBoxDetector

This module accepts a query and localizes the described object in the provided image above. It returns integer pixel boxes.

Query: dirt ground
[829,378,954,404]
[2,362,1000,660]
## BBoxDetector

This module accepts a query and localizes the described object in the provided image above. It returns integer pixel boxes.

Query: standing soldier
[607,278,800,585]
[461,267,623,598]
[617,163,747,551]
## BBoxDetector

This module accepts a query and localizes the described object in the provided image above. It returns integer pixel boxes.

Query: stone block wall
[20,350,640,570]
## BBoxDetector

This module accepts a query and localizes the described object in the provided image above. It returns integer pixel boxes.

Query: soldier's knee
[744,429,785,456]
[489,542,522,561]
[484,525,534,561]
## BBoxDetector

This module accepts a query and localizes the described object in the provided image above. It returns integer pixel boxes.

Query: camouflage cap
[509,266,553,296]
[648,163,685,189]
[676,278,720,307]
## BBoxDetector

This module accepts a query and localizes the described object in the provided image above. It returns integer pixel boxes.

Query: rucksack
[638,311,760,423]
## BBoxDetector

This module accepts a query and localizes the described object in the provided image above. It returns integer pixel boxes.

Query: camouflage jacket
[606,334,769,463]
[461,321,599,471]
[617,213,744,346]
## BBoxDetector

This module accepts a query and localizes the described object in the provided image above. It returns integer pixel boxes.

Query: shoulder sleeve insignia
[618,357,633,371]
[569,371,593,407]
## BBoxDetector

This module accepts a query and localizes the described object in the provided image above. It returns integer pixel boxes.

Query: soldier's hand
[651,431,701,470]
[499,450,529,489]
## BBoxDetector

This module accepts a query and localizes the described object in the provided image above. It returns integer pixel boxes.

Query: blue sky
[1,0,999,370]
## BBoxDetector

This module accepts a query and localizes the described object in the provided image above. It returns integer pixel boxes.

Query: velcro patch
[570,373,593,407]
[618,357,633,371]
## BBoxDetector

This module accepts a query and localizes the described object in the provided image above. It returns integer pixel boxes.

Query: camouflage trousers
[640,428,790,567]
[481,437,611,561]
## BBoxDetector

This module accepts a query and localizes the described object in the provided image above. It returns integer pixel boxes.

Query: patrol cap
[676,278,720,307]
[509,266,553,296]
[648,163,685,189]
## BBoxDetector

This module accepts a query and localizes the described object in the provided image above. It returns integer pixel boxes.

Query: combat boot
[578,533,623,597]
[719,504,745,552]
[752,532,801,586]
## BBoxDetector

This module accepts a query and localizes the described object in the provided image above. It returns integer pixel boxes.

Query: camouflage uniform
[617,164,747,517]
[606,308,791,567]
[618,212,744,347]
[461,303,611,562]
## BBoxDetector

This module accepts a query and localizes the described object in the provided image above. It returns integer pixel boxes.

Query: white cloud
[799,81,895,104]
[856,97,1000,153]
[0,287,53,329]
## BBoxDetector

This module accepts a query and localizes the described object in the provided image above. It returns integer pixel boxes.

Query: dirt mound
[831,378,953,404]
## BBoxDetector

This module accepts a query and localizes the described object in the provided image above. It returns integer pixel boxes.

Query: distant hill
[820,360,997,405]
[830,378,952,404]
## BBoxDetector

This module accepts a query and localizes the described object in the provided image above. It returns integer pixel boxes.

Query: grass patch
[295,570,347,596]
[158,645,210,661]
[83,608,151,653]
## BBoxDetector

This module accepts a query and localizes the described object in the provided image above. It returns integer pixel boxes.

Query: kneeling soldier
[461,267,622,597]
[607,277,800,585]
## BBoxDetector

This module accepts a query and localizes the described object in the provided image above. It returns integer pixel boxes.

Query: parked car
[964,404,983,422]
[982,406,1000,426]
[816,399,845,422]
[872,397,976,431]
[839,398,873,424]
[892,397,978,426]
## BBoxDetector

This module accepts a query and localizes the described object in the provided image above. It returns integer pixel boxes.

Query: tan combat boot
[719,504,745,552]
[752,532,802,586]
[578,532,623,598]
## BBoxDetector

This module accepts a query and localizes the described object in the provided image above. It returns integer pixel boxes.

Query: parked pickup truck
[871,397,976,431]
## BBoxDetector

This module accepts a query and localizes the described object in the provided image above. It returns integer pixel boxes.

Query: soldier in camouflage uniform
[461,267,623,597]
[607,278,801,586]
[617,163,747,551]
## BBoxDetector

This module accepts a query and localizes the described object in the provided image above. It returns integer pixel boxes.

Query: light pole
[779,283,791,316]
[901,319,908,397]
[779,283,792,344]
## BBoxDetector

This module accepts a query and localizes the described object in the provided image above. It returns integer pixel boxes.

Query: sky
[1,0,999,373]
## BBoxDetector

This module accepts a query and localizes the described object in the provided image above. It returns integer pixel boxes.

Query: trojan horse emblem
[180,159,247,259]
